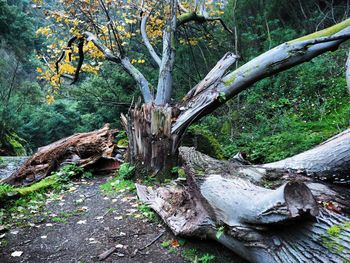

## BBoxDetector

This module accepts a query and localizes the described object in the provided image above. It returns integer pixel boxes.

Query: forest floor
[0,175,245,263]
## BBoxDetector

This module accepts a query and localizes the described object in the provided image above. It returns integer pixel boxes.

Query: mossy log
[137,130,350,263]
[2,124,117,186]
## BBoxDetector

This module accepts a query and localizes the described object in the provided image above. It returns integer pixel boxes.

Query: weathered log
[2,124,117,186]
[137,146,350,263]
[262,128,350,184]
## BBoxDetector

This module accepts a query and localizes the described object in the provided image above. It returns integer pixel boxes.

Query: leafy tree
[34,0,350,174]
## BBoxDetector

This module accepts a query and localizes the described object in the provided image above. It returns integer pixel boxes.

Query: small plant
[0,183,16,201]
[118,163,135,180]
[216,226,225,239]
[199,253,216,263]
[182,249,216,263]
[161,240,171,248]
[54,164,92,183]
[138,203,159,222]
[218,91,226,102]
[100,177,135,193]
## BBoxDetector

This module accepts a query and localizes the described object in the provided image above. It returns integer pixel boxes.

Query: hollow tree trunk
[136,131,350,263]
[121,103,181,174]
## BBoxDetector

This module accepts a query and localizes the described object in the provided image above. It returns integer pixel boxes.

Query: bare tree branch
[55,36,77,73]
[83,32,153,102]
[141,11,162,67]
[155,0,177,105]
[172,19,350,135]
[177,12,233,34]
[71,38,85,84]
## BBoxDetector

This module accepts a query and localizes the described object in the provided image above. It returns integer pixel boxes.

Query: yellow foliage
[36,26,52,36]
[46,94,55,105]
[82,64,99,74]
[60,63,76,74]
[36,67,43,73]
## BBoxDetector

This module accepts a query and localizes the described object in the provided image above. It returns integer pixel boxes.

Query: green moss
[184,125,225,160]
[327,225,341,237]
[321,222,350,253]
[17,175,59,196]
[3,133,26,156]
[177,12,197,26]
[223,72,237,86]
[289,18,350,43]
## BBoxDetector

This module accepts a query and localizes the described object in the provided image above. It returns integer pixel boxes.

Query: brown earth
[0,176,246,263]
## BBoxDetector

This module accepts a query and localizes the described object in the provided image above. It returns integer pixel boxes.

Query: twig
[97,246,117,261]
[139,230,165,251]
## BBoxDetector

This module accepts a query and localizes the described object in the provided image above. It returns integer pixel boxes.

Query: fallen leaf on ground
[171,239,180,248]
[11,251,23,257]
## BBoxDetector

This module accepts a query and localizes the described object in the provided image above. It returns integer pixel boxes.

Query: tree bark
[121,104,180,174]
[136,134,350,262]
[2,124,117,186]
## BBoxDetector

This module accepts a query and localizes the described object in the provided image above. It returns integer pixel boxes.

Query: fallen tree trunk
[137,133,350,262]
[2,124,117,186]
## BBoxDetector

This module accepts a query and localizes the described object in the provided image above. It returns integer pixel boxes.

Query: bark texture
[121,104,180,174]
[2,124,117,186]
[137,140,350,263]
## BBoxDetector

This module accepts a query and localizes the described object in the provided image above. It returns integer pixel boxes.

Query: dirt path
[0,176,245,263]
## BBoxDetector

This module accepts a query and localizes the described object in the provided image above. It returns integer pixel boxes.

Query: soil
[0,176,246,263]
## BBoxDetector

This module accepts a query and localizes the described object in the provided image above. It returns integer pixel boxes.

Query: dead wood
[2,124,117,186]
[137,146,350,263]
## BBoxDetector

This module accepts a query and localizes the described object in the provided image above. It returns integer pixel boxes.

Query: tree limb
[155,0,177,105]
[140,11,162,67]
[83,32,153,103]
[172,19,350,135]
[177,12,233,34]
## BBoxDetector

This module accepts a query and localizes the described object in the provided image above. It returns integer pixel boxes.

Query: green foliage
[321,222,350,253]
[0,183,15,201]
[137,203,159,222]
[182,248,216,263]
[0,0,35,57]
[184,125,225,160]
[100,176,135,194]
[215,226,225,239]
[54,164,92,183]
[118,163,135,180]
[0,157,6,167]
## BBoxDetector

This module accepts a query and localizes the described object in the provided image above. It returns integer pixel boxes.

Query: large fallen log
[136,130,350,263]
[2,124,117,186]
